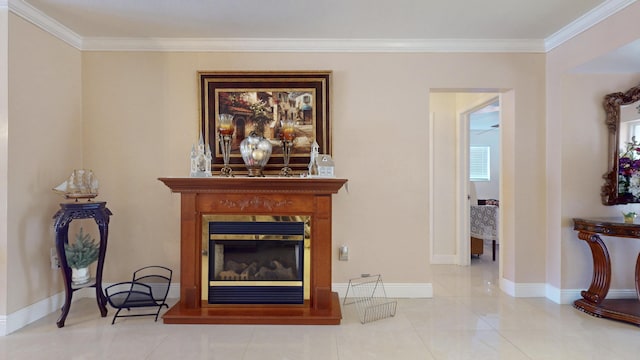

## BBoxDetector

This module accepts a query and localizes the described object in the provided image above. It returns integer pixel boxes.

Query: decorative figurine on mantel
[308,140,319,176]
[52,169,99,200]
[190,134,212,177]
[304,141,335,178]
[316,155,335,178]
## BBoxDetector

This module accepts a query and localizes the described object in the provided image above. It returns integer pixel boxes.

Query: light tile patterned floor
[1,245,639,359]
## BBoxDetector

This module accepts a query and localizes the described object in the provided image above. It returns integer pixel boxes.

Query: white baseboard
[502,280,638,304]
[333,282,433,298]
[0,283,181,336]
[0,290,68,336]
[553,287,637,305]
[500,278,546,297]
[545,284,563,304]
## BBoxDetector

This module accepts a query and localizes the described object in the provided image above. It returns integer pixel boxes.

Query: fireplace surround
[158,177,347,325]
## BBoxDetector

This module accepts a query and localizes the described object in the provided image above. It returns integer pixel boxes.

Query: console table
[573,217,640,326]
[53,202,112,328]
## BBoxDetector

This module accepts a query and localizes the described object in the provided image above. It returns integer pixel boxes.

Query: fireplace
[158,177,347,325]
[204,215,310,304]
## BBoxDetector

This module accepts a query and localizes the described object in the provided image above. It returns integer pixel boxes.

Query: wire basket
[343,274,397,324]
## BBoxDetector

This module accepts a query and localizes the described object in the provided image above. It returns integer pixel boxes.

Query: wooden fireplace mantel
[158,177,347,325]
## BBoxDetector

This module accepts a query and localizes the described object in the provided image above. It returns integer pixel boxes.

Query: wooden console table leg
[577,231,611,304]
[635,252,640,301]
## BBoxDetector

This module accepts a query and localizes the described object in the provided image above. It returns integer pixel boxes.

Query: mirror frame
[602,83,640,205]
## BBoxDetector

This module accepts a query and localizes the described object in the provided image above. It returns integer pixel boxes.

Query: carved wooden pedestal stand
[53,201,111,328]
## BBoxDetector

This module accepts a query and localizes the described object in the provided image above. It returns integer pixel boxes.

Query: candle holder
[279,120,296,177]
[280,139,295,177]
[217,114,235,177]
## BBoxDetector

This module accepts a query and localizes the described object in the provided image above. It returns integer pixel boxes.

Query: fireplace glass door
[203,215,310,305]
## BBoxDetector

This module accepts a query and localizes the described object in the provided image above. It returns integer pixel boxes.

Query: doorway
[428,91,502,266]
[463,97,500,266]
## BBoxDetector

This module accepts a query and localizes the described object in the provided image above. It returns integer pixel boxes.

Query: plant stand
[53,201,112,328]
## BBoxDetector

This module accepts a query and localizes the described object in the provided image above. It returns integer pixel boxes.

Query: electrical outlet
[338,245,349,261]
[50,248,60,270]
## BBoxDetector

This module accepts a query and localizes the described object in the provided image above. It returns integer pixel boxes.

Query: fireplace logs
[218,260,295,281]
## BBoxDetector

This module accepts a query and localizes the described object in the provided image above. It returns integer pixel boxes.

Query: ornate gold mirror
[602,83,640,205]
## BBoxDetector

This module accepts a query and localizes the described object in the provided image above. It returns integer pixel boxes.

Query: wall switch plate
[338,245,349,261]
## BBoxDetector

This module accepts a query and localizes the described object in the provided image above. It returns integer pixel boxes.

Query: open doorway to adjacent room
[467,98,500,266]
[428,91,502,268]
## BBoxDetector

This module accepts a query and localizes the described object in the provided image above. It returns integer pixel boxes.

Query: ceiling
[18,0,605,39]
[5,0,636,52]
[470,101,500,131]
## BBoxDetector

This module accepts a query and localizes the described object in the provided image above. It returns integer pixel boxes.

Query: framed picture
[200,71,331,175]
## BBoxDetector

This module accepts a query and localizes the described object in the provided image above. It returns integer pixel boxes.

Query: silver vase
[240,132,272,176]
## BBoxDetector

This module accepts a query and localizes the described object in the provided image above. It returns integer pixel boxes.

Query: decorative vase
[240,132,272,176]
[71,267,90,285]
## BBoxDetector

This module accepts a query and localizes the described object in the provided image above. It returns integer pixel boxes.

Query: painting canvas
[200,71,331,175]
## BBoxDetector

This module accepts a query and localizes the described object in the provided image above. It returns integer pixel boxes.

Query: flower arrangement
[64,228,99,269]
[618,136,640,200]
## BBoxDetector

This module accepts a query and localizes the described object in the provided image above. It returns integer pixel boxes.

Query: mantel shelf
[158,177,347,194]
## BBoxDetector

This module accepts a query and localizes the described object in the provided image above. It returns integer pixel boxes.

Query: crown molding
[545,0,636,51]
[8,0,81,49]
[81,37,545,53]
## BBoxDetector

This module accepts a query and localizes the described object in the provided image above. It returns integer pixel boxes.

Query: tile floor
[1,244,640,359]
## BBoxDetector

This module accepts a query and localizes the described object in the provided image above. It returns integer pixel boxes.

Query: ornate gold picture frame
[200,71,331,175]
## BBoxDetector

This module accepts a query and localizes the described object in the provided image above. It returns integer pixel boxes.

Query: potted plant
[64,227,99,285]
[623,211,637,224]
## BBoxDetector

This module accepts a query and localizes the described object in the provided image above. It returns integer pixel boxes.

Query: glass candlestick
[218,114,235,177]
[279,120,296,177]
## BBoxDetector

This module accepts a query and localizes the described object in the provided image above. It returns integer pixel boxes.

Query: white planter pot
[71,267,90,285]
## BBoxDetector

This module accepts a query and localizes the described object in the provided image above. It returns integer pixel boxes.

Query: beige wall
[429,92,457,259]
[11,1,640,323]
[81,51,546,287]
[546,1,640,291]
[0,7,8,315]
[6,14,82,313]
